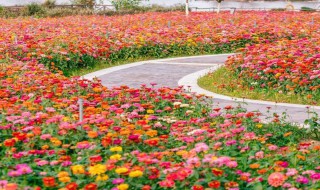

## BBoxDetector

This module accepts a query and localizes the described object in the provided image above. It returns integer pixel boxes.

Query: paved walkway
[84,54,320,124]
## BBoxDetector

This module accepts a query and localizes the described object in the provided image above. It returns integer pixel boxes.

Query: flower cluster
[225,14,319,102]
[1,11,317,75]
[0,59,319,189]
[0,11,320,189]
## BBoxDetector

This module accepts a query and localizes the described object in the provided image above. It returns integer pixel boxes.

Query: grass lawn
[198,67,320,106]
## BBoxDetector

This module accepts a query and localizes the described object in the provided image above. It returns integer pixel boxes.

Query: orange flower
[249,163,260,169]
[283,132,292,137]
[297,155,306,160]
[5,183,18,190]
[257,168,267,175]
[268,172,286,187]
[87,131,99,138]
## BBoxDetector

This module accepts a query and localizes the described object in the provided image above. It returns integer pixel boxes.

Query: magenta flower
[112,178,125,184]
[296,176,309,184]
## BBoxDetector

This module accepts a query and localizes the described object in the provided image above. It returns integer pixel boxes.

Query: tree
[110,0,141,11]
[70,0,96,8]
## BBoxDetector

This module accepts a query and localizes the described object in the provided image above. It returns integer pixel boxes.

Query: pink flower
[159,179,175,188]
[268,172,286,187]
[268,145,278,151]
[112,178,125,184]
[226,140,237,146]
[296,176,309,184]
[62,161,72,167]
[37,160,49,166]
[282,182,292,188]
[255,151,264,159]
[0,180,8,188]
[194,143,209,153]
[40,134,52,140]
[286,168,298,176]
[8,170,23,177]
[310,173,320,181]
[226,161,238,168]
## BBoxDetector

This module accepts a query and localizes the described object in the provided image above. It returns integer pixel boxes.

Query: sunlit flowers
[129,170,143,178]
[88,164,107,176]
[268,172,286,187]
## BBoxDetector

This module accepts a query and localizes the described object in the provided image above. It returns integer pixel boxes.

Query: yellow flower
[176,150,188,156]
[57,171,71,183]
[117,184,129,190]
[110,146,123,152]
[71,165,85,174]
[96,174,109,181]
[110,154,122,160]
[89,164,107,176]
[256,123,263,128]
[129,170,143,178]
[147,109,154,114]
[115,167,128,174]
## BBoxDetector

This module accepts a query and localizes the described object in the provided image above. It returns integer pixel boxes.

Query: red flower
[43,177,55,187]
[89,155,102,163]
[66,182,78,190]
[212,168,224,176]
[84,183,97,190]
[192,185,204,190]
[4,139,16,147]
[141,185,151,190]
[208,180,221,188]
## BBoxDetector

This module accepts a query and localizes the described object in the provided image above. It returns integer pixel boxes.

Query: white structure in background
[186,0,189,16]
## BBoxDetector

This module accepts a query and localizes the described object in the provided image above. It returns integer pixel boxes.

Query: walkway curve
[83,54,320,124]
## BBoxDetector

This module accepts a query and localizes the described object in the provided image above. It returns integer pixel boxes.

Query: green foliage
[71,0,96,8]
[111,0,142,11]
[42,0,56,9]
[25,3,44,16]
[301,6,315,11]
[39,39,250,76]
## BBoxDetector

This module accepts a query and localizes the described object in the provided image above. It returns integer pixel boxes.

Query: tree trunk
[186,0,189,16]
[217,2,221,13]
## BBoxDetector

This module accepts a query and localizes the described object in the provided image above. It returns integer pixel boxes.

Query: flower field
[0,11,320,189]
[0,11,317,75]
[225,16,320,104]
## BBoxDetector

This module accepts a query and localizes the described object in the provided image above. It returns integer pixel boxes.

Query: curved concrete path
[84,54,320,124]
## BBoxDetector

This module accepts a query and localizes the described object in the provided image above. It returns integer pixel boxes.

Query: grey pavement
[97,55,320,124]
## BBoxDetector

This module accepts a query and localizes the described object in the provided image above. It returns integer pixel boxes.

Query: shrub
[301,6,315,11]
[42,0,56,9]
[25,3,44,16]
[71,0,96,9]
[111,0,141,11]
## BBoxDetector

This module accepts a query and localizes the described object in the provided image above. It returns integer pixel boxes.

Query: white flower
[173,102,182,106]
[180,104,190,108]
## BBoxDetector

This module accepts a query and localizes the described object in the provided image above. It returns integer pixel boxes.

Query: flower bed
[1,11,320,189]
[226,37,320,104]
[0,11,316,75]
[0,60,319,189]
